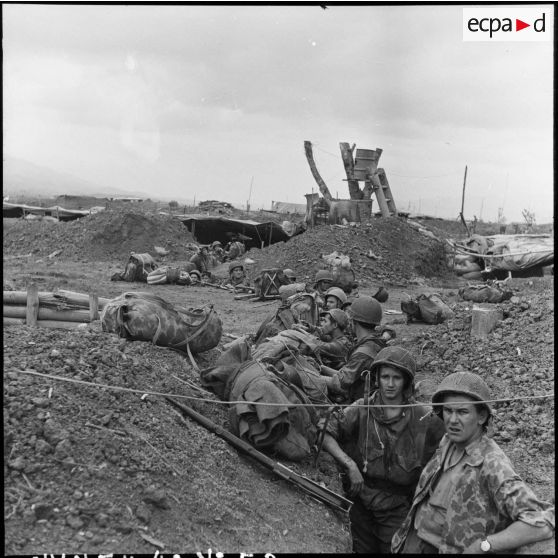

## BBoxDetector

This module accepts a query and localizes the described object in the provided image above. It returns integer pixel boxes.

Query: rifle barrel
[165,396,352,513]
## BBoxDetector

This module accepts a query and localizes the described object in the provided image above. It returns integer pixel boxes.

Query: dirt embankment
[3,209,195,262]
[3,209,554,554]
[244,218,451,287]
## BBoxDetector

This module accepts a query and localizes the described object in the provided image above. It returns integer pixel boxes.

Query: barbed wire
[14,369,554,410]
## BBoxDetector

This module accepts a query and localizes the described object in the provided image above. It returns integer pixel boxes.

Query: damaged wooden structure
[304,140,398,225]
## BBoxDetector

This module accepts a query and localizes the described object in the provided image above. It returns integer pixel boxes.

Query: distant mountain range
[2,157,168,201]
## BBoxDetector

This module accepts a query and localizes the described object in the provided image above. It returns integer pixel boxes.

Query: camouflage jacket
[391,434,555,553]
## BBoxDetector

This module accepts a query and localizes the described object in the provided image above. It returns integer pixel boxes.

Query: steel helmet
[348,295,383,326]
[322,308,349,330]
[283,268,296,280]
[229,261,244,273]
[370,346,416,381]
[431,371,492,416]
[190,269,201,279]
[212,240,222,248]
[325,287,348,306]
[314,269,333,285]
[373,286,389,303]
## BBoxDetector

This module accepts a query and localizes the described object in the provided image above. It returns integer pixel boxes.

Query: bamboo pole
[26,284,39,326]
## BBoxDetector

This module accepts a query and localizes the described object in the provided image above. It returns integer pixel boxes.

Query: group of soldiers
[247,268,555,554]
[186,240,250,289]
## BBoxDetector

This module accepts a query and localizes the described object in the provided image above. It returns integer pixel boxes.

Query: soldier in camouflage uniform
[392,371,555,554]
[321,346,445,553]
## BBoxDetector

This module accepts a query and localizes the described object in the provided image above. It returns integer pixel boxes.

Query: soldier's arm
[463,521,553,553]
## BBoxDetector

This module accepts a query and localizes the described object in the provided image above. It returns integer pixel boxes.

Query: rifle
[166,396,352,514]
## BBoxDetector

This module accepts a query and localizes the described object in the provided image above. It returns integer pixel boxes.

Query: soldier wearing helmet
[321,346,445,554]
[319,295,388,402]
[313,269,334,295]
[189,245,211,274]
[325,287,348,310]
[393,371,555,554]
[211,240,225,263]
[283,268,297,283]
[295,308,352,370]
[222,261,250,289]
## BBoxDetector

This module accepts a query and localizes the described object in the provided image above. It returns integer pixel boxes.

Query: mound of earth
[3,209,194,262]
[3,321,348,555]
[243,217,451,287]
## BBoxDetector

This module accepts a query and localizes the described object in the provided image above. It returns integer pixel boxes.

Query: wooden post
[459,165,470,236]
[89,293,99,321]
[26,284,39,326]
[339,142,362,199]
[304,141,333,204]
[471,305,503,338]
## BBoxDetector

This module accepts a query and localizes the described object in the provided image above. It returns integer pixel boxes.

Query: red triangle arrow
[516,19,530,31]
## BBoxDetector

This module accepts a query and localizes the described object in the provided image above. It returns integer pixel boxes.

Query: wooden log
[4,305,91,323]
[304,141,333,203]
[3,317,90,330]
[26,284,39,326]
[470,305,503,338]
[3,290,110,308]
[339,142,362,200]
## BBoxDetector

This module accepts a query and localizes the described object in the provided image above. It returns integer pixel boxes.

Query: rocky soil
[3,209,555,554]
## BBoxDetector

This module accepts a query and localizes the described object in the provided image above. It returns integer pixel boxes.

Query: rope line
[12,369,554,409]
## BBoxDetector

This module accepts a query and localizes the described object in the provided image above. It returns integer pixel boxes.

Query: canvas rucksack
[100,292,222,354]
[401,293,454,324]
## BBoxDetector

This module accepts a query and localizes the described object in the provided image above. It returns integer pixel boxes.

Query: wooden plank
[89,293,99,321]
[26,284,40,326]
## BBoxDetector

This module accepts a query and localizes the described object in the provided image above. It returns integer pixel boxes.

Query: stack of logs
[3,285,110,329]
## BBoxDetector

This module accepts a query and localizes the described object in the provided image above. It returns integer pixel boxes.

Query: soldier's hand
[345,461,364,497]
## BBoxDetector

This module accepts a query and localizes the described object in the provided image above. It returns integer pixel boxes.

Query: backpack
[458,284,512,304]
[100,292,222,354]
[401,293,454,324]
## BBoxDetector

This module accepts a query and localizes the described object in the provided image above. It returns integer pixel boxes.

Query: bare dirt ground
[3,210,554,555]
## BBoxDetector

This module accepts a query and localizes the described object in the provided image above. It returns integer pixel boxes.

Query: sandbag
[458,285,512,304]
[100,292,222,354]
[455,261,482,275]
[461,271,483,280]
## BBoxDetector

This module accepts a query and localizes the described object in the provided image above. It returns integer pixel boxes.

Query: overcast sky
[3,4,554,222]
